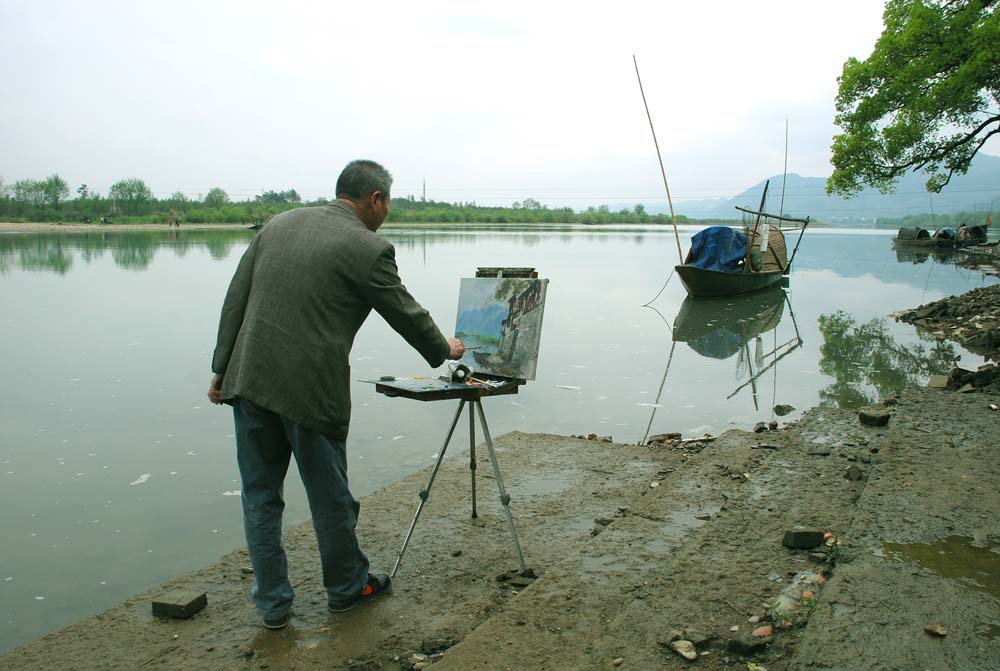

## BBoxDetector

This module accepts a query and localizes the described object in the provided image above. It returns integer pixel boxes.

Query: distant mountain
[668,153,1000,223]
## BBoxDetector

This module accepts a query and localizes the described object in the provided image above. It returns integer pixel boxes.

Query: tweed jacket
[212,202,450,438]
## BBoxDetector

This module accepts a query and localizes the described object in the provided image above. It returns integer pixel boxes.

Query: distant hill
[666,153,1000,224]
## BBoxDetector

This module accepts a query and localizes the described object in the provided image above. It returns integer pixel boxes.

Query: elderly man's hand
[207,373,224,405]
[447,338,465,360]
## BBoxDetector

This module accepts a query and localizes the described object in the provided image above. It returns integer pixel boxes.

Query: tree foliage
[109,178,154,214]
[0,175,696,227]
[204,187,230,208]
[828,0,1000,196]
[14,179,46,206]
[41,174,69,207]
[255,189,301,204]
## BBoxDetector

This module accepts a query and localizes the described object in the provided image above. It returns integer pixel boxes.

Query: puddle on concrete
[514,473,573,497]
[581,554,657,574]
[882,536,1000,599]
[645,507,720,555]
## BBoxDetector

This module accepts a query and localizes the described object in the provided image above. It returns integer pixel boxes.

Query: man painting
[208,159,464,629]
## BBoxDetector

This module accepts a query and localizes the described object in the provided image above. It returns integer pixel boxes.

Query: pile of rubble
[894,283,1000,361]
[928,363,1000,394]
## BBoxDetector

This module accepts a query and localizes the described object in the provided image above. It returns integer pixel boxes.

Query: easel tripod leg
[391,399,466,578]
[469,401,477,518]
[474,399,528,574]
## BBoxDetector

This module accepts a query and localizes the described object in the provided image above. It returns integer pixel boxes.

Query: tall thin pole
[633,55,683,264]
[779,119,789,218]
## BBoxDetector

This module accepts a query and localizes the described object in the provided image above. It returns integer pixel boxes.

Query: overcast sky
[1,1,959,207]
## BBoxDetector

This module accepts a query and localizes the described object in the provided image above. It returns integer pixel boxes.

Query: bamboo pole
[779,119,789,219]
[633,55,683,265]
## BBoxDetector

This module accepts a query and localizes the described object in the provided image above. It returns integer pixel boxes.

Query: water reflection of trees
[0,230,249,274]
[817,311,957,408]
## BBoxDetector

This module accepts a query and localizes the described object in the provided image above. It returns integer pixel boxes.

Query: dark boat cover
[934,227,956,240]
[685,227,747,272]
[896,226,930,241]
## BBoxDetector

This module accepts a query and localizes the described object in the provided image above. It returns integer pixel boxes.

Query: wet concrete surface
[1,385,999,670]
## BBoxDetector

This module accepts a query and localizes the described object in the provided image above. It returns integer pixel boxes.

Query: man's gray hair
[336,160,393,201]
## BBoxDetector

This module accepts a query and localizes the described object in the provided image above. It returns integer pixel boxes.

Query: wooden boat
[892,218,991,250]
[675,207,809,298]
[675,180,809,299]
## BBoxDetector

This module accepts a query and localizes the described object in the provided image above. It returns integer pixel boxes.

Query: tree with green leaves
[41,174,69,208]
[14,179,46,206]
[204,187,230,208]
[828,0,1000,196]
[109,178,154,214]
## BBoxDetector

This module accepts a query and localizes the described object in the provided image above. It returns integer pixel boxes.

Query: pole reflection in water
[641,287,802,445]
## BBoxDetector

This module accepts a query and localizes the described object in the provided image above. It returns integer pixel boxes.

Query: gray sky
[2,0,975,207]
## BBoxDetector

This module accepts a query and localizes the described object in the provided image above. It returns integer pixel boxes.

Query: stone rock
[927,374,949,389]
[670,640,698,661]
[666,629,685,642]
[753,422,767,433]
[844,464,864,481]
[925,623,948,637]
[648,432,682,444]
[782,529,826,550]
[684,629,711,646]
[858,406,891,426]
[151,590,207,619]
[613,658,624,667]
[726,632,768,655]
[879,391,900,406]
[956,383,975,393]
[808,446,831,456]
[421,638,454,654]
[773,404,795,416]
[768,419,779,430]
[752,624,773,637]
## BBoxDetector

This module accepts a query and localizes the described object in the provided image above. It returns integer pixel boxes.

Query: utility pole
[422,179,426,202]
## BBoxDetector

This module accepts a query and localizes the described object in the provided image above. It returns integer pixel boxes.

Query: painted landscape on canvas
[454,277,548,380]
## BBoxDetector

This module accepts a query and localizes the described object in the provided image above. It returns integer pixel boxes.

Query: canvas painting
[454,277,548,380]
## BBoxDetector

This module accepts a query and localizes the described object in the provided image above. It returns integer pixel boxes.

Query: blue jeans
[233,397,370,619]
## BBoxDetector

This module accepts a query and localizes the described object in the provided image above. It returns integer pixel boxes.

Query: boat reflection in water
[641,287,802,444]
[894,246,958,265]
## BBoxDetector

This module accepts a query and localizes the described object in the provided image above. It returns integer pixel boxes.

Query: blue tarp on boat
[685,226,747,272]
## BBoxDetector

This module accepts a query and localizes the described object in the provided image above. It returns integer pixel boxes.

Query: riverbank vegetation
[873,210,994,230]
[0,175,697,226]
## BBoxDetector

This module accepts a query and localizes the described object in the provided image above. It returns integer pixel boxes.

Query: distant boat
[675,182,810,299]
[892,222,989,250]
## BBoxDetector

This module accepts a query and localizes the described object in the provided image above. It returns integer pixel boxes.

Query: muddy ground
[2,377,998,671]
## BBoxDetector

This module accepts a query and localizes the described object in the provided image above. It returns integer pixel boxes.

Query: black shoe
[263,611,290,630]
[329,573,392,613]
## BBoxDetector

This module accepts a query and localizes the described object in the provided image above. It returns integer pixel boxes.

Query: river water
[0,224,997,651]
